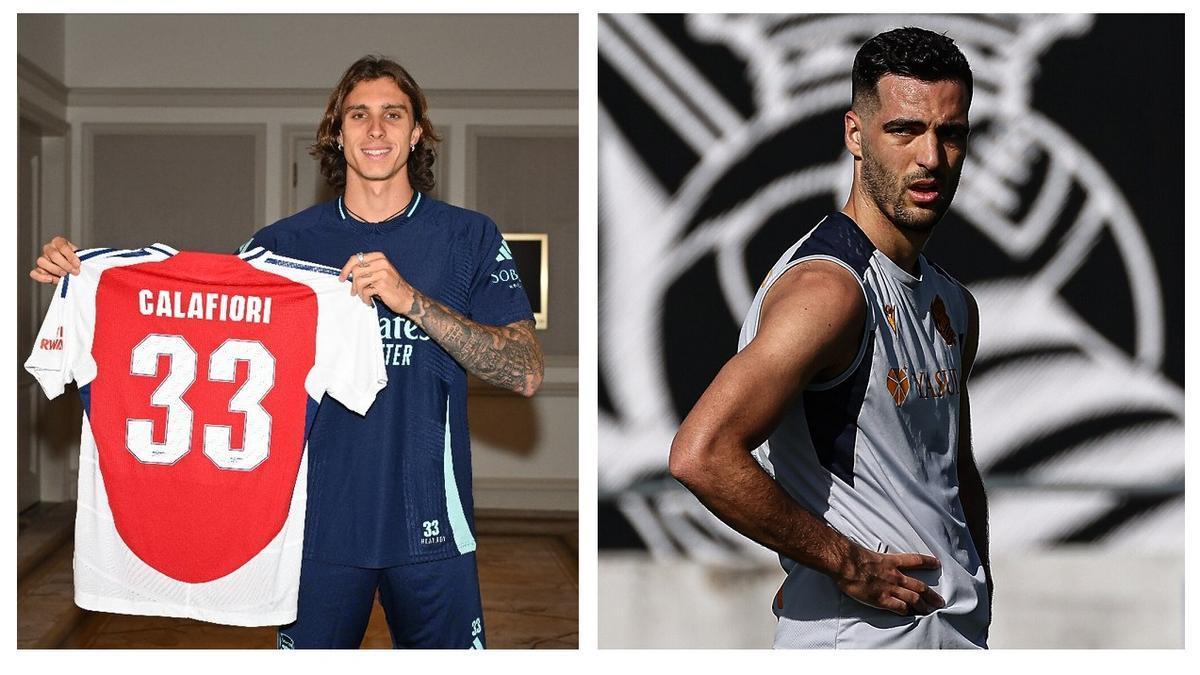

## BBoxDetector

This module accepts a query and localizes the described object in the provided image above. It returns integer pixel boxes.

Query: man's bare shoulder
[760,259,865,334]
[748,259,866,382]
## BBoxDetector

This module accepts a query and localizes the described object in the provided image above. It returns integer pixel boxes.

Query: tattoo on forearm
[406,290,543,396]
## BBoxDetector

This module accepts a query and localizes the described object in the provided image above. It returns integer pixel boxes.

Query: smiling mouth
[362,148,392,158]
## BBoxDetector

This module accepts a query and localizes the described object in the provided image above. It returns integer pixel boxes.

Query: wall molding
[18,100,69,135]
[473,477,577,512]
[18,56,69,132]
[17,55,68,105]
[464,124,580,211]
[68,87,577,110]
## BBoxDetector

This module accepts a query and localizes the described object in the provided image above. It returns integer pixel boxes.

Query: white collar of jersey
[874,249,927,287]
[138,244,274,260]
[139,243,271,260]
[139,243,265,259]
[336,192,422,222]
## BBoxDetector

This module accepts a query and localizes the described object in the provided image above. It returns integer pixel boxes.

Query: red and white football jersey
[24,244,386,626]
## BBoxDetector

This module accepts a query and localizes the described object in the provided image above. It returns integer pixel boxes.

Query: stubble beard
[860,150,956,234]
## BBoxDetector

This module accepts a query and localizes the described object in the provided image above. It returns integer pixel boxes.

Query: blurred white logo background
[598,14,1183,647]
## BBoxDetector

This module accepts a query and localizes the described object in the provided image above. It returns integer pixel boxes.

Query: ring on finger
[356,251,366,265]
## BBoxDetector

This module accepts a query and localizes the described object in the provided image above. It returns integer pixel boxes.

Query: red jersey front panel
[91,252,316,583]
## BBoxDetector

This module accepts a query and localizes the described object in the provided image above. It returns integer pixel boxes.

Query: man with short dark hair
[31,55,543,649]
[669,27,991,648]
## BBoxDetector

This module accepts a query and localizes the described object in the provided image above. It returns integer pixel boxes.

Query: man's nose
[368,114,386,138]
[914,131,942,172]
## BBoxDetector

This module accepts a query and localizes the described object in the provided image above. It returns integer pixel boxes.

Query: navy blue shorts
[277,552,485,649]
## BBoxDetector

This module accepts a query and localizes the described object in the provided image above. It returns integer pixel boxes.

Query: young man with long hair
[32,55,543,649]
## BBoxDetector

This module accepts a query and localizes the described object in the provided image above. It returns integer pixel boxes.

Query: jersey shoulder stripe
[76,247,119,260]
[262,255,341,276]
[61,248,143,297]
[146,243,179,257]
[787,212,876,277]
[241,247,268,263]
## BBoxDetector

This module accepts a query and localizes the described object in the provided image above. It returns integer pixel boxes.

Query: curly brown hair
[311,55,441,193]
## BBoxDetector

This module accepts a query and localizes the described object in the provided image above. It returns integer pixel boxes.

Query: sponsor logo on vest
[886,368,910,405]
[887,366,960,405]
[913,367,960,400]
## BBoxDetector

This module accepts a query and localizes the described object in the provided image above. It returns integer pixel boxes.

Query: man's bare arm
[405,291,543,397]
[670,261,944,616]
[956,288,992,608]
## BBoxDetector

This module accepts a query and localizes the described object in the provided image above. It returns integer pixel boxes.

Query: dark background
[601,13,1183,419]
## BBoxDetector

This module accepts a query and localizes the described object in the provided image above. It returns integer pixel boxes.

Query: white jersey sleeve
[25,277,80,399]
[317,286,388,416]
[244,250,387,416]
[25,248,179,399]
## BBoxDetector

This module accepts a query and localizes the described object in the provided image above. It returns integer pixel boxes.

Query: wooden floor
[19,504,577,649]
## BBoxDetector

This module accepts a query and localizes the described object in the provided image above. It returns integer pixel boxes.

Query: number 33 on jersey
[24,244,387,626]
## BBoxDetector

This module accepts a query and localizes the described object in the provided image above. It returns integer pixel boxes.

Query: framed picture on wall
[504,233,548,330]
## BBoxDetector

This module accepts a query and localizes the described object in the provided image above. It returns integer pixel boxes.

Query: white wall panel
[64,14,577,90]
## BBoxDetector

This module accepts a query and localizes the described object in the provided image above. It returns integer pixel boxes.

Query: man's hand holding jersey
[340,251,543,397]
[339,251,415,312]
[669,259,945,617]
[31,236,81,282]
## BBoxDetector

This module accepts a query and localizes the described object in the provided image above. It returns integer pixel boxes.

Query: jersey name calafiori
[24,244,386,626]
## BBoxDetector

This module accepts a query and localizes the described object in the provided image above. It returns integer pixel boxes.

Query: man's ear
[845,110,864,160]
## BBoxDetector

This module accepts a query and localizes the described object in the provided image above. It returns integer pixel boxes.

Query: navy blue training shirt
[246,193,534,567]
